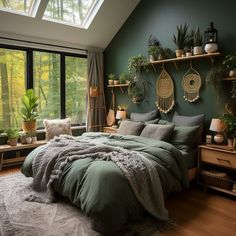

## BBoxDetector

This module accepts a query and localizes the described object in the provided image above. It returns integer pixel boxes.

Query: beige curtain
[86,51,107,132]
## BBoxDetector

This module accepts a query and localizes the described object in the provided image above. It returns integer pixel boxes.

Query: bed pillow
[172,112,205,145]
[170,125,200,152]
[130,110,158,122]
[140,124,175,141]
[44,118,72,140]
[145,118,160,124]
[117,120,144,136]
[158,119,174,125]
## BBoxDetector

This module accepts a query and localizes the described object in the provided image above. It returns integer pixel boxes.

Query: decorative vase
[193,46,203,55]
[113,80,119,85]
[25,137,32,144]
[204,43,218,53]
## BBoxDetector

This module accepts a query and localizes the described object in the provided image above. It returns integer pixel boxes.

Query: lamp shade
[116,110,126,120]
[209,118,224,132]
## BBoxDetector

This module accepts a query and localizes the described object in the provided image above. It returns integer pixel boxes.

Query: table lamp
[209,118,224,144]
[116,109,126,126]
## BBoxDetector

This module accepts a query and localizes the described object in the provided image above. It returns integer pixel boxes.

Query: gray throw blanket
[27,135,169,221]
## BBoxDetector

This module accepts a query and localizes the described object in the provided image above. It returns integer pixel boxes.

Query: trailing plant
[206,66,225,91]
[119,72,131,84]
[21,89,39,122]
[193,26,203,46]
[222,53,236,71]
[128,54,149,75]
[172,23,192,50]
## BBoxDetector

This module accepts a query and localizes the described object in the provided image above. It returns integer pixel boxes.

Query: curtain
[86,51,107,132]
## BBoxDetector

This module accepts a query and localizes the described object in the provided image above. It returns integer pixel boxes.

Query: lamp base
[214,133,224,144]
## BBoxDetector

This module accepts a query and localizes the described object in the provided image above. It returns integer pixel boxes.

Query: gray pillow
[172,112,205,126]
[130,110,158,122]
[117,120,144,136]
[170,125,200,152]
[158,119,174,125]
[172,112,205,146]
[145,118,160,124]
[140,124,175,141]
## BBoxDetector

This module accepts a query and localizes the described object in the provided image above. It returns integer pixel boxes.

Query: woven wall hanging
[155,67,175,113]
[182,63,201,102]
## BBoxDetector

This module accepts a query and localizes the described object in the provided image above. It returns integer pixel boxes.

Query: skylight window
[43,0,104,29]
[0,0,40,16]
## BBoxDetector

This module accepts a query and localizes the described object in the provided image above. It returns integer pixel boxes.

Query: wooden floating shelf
[149,52,221,69]
[107,84,129,88]
[223,77,236,81]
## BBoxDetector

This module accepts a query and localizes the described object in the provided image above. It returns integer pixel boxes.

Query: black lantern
[204,22,218,44]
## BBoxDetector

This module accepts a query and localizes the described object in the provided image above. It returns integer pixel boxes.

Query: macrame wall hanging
[155,66,175,113]
[182,62,202,102]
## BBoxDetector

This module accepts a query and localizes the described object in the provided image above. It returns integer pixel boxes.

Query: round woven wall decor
[155,68,175,113]
[182,65,201,102]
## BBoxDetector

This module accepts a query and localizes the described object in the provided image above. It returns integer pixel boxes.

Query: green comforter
[21,132,188,234]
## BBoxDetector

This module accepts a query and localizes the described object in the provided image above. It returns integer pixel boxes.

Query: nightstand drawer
[201,148,236,169]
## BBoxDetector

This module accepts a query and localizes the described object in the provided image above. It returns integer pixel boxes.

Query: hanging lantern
[204,22,218,53]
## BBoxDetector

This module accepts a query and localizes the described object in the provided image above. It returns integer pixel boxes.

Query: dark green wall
[104,0,236,125]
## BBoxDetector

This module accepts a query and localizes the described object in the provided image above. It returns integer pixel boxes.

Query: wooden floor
[1,167,235,236]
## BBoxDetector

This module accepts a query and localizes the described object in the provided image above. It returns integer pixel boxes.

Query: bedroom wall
[104,0,236,125]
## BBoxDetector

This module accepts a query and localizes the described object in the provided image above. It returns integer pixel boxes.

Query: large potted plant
[21,89,39,132]
[6,128,19,146]
[173,23,192,57]
[193,26,203,55]
[220,112,236,148]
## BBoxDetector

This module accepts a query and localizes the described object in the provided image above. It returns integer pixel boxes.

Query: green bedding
[21,132,188,234]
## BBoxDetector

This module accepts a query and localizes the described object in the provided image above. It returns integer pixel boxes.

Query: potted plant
[128,54,149,76]
[108,73,116,85]
[220,112,236,148]
[193,26,203,55]
[173,23,192,57]
[222,53,236,77]
[21,89,39,132]
[5,128,19,146]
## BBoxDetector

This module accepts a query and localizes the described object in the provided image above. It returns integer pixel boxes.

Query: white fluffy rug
[0,173,173,236]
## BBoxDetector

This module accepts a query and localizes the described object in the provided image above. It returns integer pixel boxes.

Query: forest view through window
[0,46,87,130]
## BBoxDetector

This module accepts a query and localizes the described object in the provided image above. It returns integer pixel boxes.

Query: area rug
[0,173,175,236]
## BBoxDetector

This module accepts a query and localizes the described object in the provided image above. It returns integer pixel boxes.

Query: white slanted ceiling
[0,0,140,51]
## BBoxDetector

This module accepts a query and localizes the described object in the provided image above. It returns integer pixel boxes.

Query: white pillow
[43,118,72,140]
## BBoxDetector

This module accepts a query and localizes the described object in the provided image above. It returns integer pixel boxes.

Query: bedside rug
[0,173,174,236]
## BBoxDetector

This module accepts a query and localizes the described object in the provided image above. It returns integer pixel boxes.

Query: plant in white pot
[193,26,203,55]
[21,89,39,132]
[173,23,192,57]
[108,73,116,85]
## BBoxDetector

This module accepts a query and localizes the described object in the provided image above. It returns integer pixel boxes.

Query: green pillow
[170,125,200,152]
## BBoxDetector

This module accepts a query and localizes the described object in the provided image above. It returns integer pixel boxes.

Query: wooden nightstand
[198,144,236,196]
[103,126,118,134]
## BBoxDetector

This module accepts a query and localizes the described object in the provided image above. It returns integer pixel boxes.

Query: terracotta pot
[8,138,18,146]
[175,49,183,58]
[89,86,100,97]
[22,121,37,132]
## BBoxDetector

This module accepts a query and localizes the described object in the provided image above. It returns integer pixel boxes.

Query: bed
[21,111,204,234]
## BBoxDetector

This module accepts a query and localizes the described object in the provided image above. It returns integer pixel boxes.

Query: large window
[0,45,87,130]
[65,56,87,124]
[34,51,61,127]
[0,48,26,129]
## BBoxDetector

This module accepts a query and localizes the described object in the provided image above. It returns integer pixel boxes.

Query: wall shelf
[107,83,129,93]
[223,77,236,81]
[150,52,221,69]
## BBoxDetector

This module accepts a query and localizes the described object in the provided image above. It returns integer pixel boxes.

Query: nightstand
[103,126,118,134]
[198,144,236,196]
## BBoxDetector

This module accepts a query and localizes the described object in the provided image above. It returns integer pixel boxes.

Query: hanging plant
[128,54,149,76]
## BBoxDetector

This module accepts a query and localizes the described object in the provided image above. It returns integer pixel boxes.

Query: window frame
[0,44,87,128]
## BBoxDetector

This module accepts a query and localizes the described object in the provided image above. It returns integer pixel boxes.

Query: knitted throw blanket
[27,135,168,221]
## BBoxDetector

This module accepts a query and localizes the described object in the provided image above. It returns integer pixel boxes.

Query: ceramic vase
[204,43,218,53]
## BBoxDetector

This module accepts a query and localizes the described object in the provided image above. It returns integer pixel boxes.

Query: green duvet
[21,132,188,234]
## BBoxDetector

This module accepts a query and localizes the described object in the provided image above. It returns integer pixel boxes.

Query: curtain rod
[0,36,88,52]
